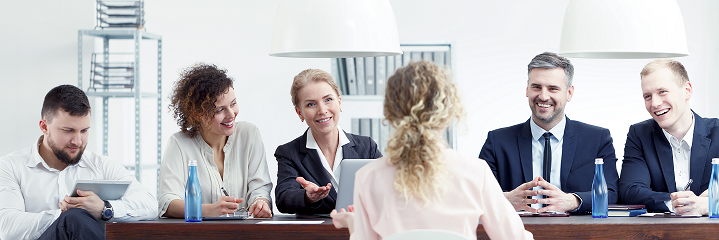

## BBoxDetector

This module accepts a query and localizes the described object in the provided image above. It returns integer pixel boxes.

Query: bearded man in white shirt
[0,85,157,240]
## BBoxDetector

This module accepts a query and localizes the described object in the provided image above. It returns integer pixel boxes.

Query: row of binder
[332,51,450,96]
[351,118,391,154]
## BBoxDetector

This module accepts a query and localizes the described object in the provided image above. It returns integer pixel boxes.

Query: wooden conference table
[106,214,719,239]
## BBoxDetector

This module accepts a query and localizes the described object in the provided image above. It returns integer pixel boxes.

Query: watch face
[103,209,112,219]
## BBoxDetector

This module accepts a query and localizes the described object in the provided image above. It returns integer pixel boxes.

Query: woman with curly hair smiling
[158,63,273,218]
[330,61,533,239]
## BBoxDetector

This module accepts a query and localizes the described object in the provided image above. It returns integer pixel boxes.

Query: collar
[306,125,350,150]
[195,124,237,154]
[29,135,88,170]
[662,114,695,148]
[530,115,566,141]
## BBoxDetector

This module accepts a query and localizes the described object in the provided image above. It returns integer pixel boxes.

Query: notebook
[335,159,374,211]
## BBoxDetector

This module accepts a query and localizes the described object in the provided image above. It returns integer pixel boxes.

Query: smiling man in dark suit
[619,58,719,215]
[479,52,619,214]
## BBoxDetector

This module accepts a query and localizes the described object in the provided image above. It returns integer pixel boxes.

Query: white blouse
[158,121,273,217]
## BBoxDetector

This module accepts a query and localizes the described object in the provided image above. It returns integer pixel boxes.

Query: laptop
[335,159,374,211]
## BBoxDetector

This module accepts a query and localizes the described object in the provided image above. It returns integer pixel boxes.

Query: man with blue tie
[479,52,619,214]
[619,58,719,214]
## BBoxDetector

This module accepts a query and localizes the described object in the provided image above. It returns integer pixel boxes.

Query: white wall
[1,1,718,207]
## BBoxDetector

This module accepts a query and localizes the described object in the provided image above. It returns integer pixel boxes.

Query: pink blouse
[350,149,533,240]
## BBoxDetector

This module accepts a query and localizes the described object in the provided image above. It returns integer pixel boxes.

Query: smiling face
[641,67,693,133]
[295,81,342,137]
[40,110,91,166]
[526,67,574,131]
[201,87,238,138]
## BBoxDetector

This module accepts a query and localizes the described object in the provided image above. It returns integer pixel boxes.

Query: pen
[683,179,693,191]
[221,187,230,196]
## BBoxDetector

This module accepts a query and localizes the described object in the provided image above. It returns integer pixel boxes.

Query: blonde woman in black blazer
[275,69,381,215]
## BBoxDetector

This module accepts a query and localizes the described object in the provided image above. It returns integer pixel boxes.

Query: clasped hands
[58,189,105,219]
[671,190,708,216]
[504,176,579,213]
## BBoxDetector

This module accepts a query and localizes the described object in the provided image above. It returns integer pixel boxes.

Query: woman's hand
[330,207,355,234]
[296,177,331,204]
[203,196,243,217]
[249,198,273,218]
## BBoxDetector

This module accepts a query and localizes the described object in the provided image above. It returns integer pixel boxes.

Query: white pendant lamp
[559,0,689,59]
[269,0,402,58]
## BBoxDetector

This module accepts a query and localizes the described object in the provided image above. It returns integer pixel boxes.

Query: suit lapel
[653,123,677,192]
[560,118,577,190]
[299,129,333,195]
[341,131,359,159]
[519,119,534,183]
[690,112,710,195]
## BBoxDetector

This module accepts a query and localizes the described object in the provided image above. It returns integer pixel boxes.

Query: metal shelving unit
[77,29,162,182]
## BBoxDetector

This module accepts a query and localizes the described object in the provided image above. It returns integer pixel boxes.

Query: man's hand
[296,177,331,204]
[58,190,104,219]
[536,177,580,213]
[671,190,708,215]
[249,198,272,218]
[204,196,243,217]
[504,177,540,212]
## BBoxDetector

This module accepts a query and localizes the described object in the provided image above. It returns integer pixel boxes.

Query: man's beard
[48,137,84,165]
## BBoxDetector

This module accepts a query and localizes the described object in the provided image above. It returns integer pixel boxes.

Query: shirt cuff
[570,193,582,212]
[665,200,674,212]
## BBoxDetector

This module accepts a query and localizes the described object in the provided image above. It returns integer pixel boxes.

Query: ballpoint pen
[684,179,693,191]
[221,187,230,196]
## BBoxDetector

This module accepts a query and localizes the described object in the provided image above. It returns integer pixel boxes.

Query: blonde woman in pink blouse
[330,61,533,240]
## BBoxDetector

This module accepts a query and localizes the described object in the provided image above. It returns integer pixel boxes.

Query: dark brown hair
[169,63,234,138]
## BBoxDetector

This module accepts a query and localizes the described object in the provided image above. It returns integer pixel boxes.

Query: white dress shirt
[0,136,158,240]
[306,125,350,193]
[158,121,273,217]
[663,115,695,211]
[529,116,566,209]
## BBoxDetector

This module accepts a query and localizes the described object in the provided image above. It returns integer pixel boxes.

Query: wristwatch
[101,200,114,221]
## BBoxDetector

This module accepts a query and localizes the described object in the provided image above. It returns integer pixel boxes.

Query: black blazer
[479,117,619,214]
[620,111,719,212]
[274,128,382,214]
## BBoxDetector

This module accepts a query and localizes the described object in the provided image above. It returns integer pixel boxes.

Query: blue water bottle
[709,158,719,218]
[592,158,608,218]
[185,160,202,222]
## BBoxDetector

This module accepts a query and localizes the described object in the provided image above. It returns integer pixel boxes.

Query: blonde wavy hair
[383,61,465,205]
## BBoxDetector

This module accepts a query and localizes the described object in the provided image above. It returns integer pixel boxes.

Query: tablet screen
[70,180,131,200]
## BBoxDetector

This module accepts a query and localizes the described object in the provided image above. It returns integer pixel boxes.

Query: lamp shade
[559,0,688,59]
[269,0,402,58]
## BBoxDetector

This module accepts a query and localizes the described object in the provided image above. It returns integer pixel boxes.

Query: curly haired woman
[158,63,273,219]
[330,61,533,239]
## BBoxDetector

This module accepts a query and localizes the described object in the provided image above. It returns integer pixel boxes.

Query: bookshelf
[332,44,455,153]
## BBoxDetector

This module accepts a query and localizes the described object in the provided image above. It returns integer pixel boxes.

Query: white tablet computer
[70,180,131,200]
[335,159,374,211]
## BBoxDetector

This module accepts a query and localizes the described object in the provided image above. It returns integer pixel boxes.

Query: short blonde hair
[290,69,341,107]
[383,61,465,206]
[640,58,689,86]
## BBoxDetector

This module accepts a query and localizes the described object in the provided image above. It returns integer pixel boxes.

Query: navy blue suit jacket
[275,129,382,214]
[619,112,719,212]
[479,117,619,214]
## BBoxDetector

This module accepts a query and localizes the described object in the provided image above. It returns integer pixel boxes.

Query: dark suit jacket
[479,117,619,214]
[275,128,382,214]
[619,111,719,212]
